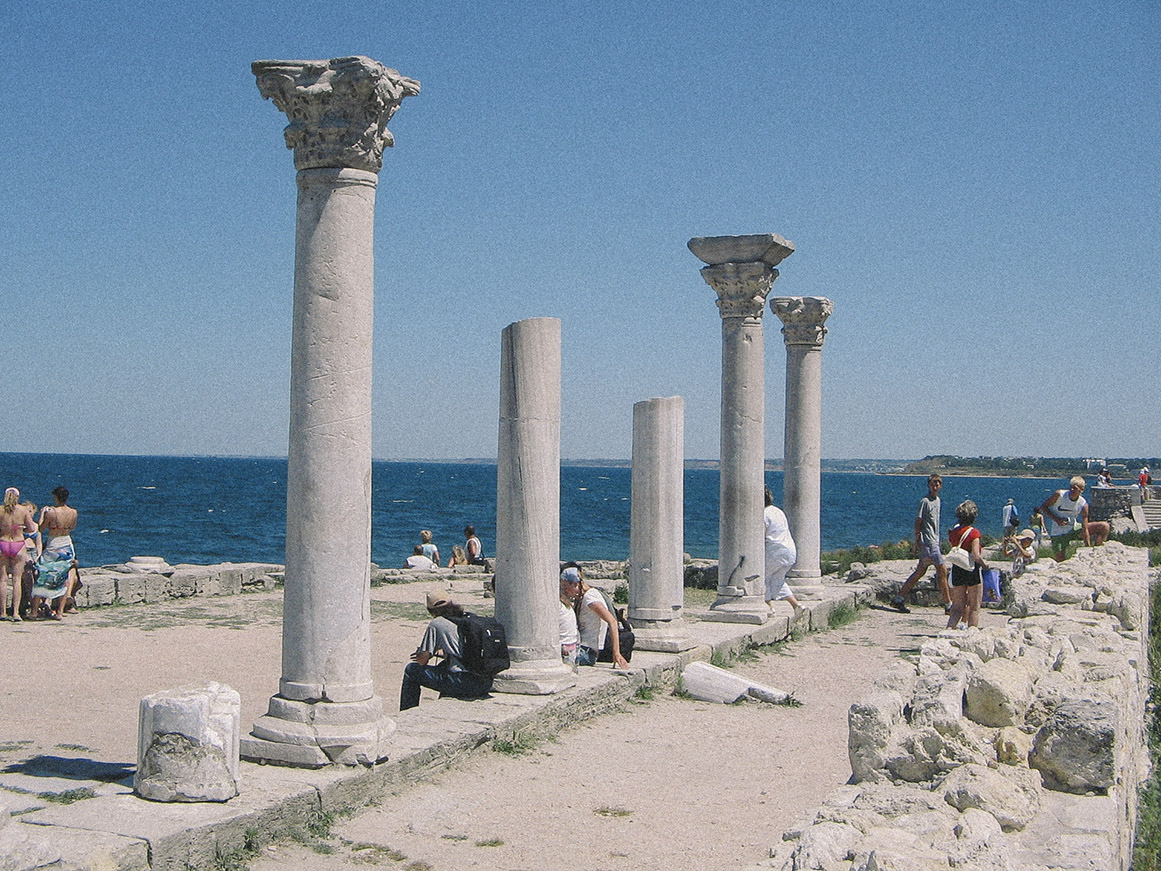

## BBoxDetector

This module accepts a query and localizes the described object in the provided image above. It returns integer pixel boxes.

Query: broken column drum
[688,234,794,623]
[492,318,576,694]
[243,56,419,767]
[772,296,833,592]
[629,396,693,651]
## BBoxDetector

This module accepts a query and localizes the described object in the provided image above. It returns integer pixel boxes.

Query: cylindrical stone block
[493,318,575,694]
[630,396,692,651]
[783,342,823,579]
[281,168,377,703]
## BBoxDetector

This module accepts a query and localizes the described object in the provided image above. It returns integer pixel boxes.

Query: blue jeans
[575,646,599,667]
[400,662,492,710]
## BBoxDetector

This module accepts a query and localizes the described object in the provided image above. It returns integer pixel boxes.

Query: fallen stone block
[940,762,1041,831]
[124,555,175,575]
[965,657,1034,728]
[1030,695,1117,793]
[135,681,240,802]
[680,661,791,705]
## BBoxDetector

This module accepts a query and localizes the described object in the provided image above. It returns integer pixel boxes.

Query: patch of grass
[403,862,432,871]
[594,805,632,817]
[613,582,629,605]
[37,787,95,805]
[1134,578,1161,869]
[633,684,656,702]
[493,730,537,755]
[475,838,504,847]
[683,587,717,610]
[0,741,33,753]
[54,743,92,752]
[370,601,435,622]
[826,600,860,629]
[820,540,914,577]
[351,843,406,862]
[671,676,692,699]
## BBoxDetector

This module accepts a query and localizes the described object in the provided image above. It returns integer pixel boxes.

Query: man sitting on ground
[399,591,493,710]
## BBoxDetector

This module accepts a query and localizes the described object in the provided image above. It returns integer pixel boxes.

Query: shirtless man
[35,486,80,617]
[0,487,37,621]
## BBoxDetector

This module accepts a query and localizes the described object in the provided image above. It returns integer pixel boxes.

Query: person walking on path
[1038,476,1108,562]
[947,500,988,630]
[763,488,804,619]
[399,591,493,711]
[892,474,951,614]
[1,488,37,621]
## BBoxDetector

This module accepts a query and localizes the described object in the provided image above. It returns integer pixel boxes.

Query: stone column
[242,56,419,767]
[689,235,794,624]
[629,396,692,651]
[492,318,576,694]
[772,296,834,595]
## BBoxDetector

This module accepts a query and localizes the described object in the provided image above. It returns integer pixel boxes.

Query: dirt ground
[0,562,972,870]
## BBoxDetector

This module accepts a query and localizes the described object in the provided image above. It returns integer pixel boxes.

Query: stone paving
[0,570,875,871]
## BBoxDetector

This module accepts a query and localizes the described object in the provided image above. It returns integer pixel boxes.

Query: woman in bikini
[31,486,79,620]
[0,487,37,621]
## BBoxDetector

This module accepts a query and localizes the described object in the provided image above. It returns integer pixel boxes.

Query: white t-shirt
[1046,490,1087,536]
[405,554,436,570]
[577,588,608,652]
[764,504,797,574]
[559,601,578,651]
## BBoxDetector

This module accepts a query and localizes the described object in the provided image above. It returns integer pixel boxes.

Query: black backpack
[584,588,635,664]
[451,613,510,678]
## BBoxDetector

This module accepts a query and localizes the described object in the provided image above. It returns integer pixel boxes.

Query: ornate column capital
[772,296,835,347]
[253,55,420,173]
[700,262,777,320]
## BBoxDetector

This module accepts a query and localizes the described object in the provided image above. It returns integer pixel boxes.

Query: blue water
[0,453,1073,568]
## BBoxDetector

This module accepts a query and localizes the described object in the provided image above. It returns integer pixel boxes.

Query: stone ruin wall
[751,542,1152,871]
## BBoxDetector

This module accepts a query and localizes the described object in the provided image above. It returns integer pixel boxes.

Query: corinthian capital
[253,56,420,173]
[772,296,835,347]
[700,262,777,320]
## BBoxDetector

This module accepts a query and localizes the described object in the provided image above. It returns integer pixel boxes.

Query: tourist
[1003,528,1037,578]
[19,500,40,618]
[1029,508,1045,549]
[558,576,579,666]
[1095,469,1113,488]
[1038,476,1109,562]
[1001,498,1019,538]
[446,544,468,568]
[31,486,81,620]
[419,529,440,567]
[399,590,493,710]
[403,545,436,570]
[463,525,485,565]
[947,500,988,630]
[0,488,36,621]
[1140,466,1152,501]
[892,474,951,614]
[763,488,804,618]
[562,564,628,669]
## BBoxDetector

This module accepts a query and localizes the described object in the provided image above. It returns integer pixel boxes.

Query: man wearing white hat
[399,590,493,710]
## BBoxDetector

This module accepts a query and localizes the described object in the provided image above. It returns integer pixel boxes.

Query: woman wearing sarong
[31,486,79,620]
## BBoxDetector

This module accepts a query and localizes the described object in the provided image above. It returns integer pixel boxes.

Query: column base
[705,595,769,624]
[631,618,697,652]
[787,570,825,598]
[241,694,394,768]
[491,659,577,695]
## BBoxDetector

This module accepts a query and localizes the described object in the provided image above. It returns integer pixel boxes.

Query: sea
[1,453,1078,569]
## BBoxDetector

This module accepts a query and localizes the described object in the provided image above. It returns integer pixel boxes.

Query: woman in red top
[948,500,989,630]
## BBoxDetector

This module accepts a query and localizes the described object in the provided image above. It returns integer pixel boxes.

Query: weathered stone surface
[135,682,240,802]
[680,662,791,705]
[965,658,1034,727]
[848,692,904,783]
[1030,696,1118,793]
[940,763,1041,831]
[785,820,861,868]
[124,555,175,575]
[1042,585,1091,605]
[910,665,969,734]
[993,726,1032,766]
[0,799,62,870]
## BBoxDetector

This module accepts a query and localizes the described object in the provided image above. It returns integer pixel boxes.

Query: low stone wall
[754,542,1152,871]
[72,563,285,608]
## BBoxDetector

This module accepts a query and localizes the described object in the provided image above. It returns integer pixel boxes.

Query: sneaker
[956,621,968,631]
[943,602,954,615]
[793,604,806,621]
[890,595,911,614]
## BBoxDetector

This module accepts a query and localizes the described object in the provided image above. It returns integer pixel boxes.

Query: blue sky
[5,2,1158,461]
